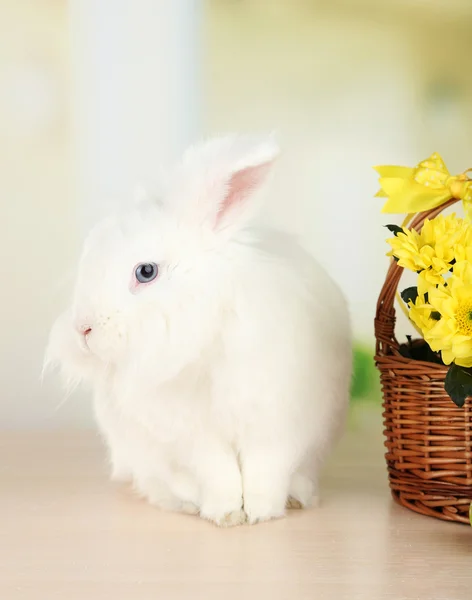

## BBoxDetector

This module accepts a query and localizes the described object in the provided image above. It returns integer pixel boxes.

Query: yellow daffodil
[424,261,472,367]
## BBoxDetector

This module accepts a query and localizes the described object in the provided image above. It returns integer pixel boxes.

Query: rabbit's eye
[135,263,158,283]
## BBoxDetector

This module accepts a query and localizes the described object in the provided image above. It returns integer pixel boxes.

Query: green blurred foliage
[351,343,379,401]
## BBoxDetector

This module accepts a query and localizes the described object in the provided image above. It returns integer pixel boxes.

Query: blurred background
[2,0,472,429]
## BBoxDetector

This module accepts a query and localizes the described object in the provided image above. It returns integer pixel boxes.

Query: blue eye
[135,263,158,283]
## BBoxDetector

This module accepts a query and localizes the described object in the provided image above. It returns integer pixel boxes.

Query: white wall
[0,1,75,428]
[0,0,201,428]
[204,1,472,341]
[69,0,202,229]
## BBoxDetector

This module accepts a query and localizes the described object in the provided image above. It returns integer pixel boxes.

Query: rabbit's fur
[46,135,351,526]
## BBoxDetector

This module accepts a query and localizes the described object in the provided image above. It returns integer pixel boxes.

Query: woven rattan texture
[375,200,472,524]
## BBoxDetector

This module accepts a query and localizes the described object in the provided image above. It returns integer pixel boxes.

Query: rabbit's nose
[76,324,92,337]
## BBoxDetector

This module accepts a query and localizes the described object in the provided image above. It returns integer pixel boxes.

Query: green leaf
[385,224,404,236]
[400,286,418,304]
[444,364,472,408]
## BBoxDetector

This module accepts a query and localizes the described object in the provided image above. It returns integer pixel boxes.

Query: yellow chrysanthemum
[424,261,472,367]
[387,214,472,283]
[408,294,440,335]
[417,270,444,296]
[421,213,472,248]
[452,243,472,264]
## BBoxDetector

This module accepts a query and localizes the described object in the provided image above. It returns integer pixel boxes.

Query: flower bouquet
[374,152,472,523]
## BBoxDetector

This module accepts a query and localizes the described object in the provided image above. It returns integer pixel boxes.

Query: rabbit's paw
[181,501,200,515]
[134,478,183,512]
[244,493,286,525]
[287,472,317,508]
[285,496,303,509]
[203,508,247,528]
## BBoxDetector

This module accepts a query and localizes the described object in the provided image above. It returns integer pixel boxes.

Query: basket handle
[374,198,459,357]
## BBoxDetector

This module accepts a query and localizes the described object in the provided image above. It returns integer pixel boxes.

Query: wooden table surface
[0,428,470,600]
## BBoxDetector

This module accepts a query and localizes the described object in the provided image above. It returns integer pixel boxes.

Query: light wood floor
[1,427,470,600]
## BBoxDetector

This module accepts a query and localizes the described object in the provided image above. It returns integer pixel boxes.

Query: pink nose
[77,324,92,336]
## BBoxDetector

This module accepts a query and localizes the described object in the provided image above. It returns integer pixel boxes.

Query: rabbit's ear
[168,134,279,233]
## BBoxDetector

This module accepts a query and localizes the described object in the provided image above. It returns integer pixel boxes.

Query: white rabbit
[46,134,352,526]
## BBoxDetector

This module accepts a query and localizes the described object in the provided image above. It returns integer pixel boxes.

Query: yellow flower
[425,261,472,367]
[417,270,444,296]
[421,213,472,248]
[387,214,472,284]
[453,243,472,264]
[408,294,440,335]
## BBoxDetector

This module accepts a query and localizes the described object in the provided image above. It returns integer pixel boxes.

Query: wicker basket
[375,199,472,524]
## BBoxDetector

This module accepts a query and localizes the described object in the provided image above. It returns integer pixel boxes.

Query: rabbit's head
[47,134,279,387]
